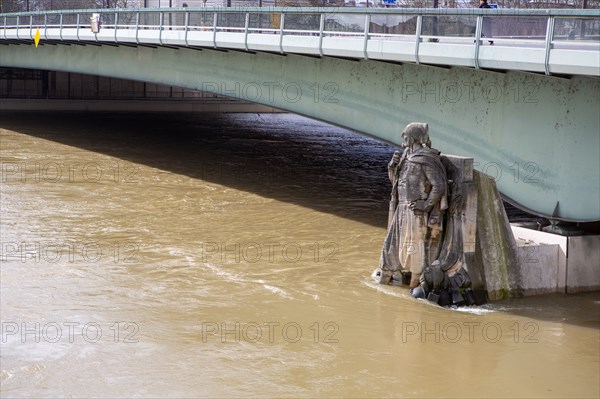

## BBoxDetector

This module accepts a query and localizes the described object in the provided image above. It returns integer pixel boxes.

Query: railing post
[279,13,285,54]
[184,11,189,47]
[244,12,249,51]
[544,16,555,76]
[95,12,100,42]
[76,13,80,41]
[318,13,325,57]
[414,15,422,65]
[59,13,63,41]
[212,12,217,49]
[29,15,33,40]
[3,16,6,40]
[474,15,483,69]
[159,12,164,45]
[16,16,20,40]
[136,12,140,45]
[44,14,47,40]
[363,13,370,60]
[114,12,119,43]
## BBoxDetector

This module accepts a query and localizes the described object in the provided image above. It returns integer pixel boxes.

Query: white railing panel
[281,35,320,56]
[215,32,247,49]
[321,36,365,59]
[365,39,416,63]
[549,49,600,76]
[186,30,215,48]
[478,47,546,73]
[418,42,476,68]
[246,33,281,53]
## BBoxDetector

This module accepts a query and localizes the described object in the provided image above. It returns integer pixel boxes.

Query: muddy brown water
[1,112,598,398]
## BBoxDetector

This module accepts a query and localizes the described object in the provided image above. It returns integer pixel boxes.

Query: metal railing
[2,8,599,74]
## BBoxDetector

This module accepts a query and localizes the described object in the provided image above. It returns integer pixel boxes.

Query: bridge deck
[2,8,599,77]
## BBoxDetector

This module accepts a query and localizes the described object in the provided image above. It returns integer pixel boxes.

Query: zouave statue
[374,122,475,306]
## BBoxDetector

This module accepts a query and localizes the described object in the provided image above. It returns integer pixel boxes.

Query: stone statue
[374,122,475,306]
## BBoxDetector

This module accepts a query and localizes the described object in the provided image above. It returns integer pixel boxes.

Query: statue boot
[400,270,412,285]
[409,273,421,289]
[464,288,476,306]
[376,269,392,284]
[451,289,465,306]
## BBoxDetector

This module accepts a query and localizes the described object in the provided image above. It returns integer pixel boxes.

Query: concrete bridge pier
[455,159,600,299]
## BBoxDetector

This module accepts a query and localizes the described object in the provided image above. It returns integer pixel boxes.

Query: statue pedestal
[443,155,487,303]
[444,155,522,302]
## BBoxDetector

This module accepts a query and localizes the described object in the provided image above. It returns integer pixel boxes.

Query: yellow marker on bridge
[34,28,40,47]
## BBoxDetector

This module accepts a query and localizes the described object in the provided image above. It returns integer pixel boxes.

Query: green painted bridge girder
[1,43,599,221]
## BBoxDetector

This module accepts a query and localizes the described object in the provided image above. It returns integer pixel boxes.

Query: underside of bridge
[1,41,598,221]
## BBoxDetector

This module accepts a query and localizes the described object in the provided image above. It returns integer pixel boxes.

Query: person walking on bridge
[479,0,494,45]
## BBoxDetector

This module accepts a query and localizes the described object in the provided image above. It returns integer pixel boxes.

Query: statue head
[401,122,430,152]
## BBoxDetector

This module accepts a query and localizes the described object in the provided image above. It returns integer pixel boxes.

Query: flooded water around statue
[1,112,598,398]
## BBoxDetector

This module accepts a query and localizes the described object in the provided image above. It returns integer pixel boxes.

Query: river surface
[1,112,598,398]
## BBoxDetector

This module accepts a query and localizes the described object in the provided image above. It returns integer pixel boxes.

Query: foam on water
[363,277,496,314]
[198,260,294,299]
[262,285,293,299]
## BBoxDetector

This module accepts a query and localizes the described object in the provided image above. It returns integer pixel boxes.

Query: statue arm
[388,151,401,183]
[422,164,446,212]
[408,164,446,213]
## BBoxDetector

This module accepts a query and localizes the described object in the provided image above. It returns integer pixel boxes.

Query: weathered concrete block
[515,239,560,295]
[473,171,521,300]
[566,235,600,293]
[511,226,567,293]
[511,226,600,295]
